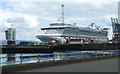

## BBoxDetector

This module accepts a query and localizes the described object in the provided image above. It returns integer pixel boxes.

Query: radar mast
[61,4,64,23]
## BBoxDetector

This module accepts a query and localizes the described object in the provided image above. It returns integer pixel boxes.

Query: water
[1,53,53,66]
[0,51,115,67]
[1,52,67,66]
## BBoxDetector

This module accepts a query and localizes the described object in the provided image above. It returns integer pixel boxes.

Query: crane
[111,18,120,43]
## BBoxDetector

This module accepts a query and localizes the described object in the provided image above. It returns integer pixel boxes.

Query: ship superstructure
[36,5,109,44]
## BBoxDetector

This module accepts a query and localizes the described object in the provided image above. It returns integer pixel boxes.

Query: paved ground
[21,58,118,72]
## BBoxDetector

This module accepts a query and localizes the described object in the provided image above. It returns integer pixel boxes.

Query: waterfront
[0,50,117,67]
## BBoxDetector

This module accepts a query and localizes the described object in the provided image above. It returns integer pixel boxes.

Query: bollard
[38,52,40,63]
[20,53,23,64]
[77,51,79,59]
[103,50,105,56]
[86,50,89,58]
[53,52,55,61]
[95,50,97,57]
[66,51,68,60]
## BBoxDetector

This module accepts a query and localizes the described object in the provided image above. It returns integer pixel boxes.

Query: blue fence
[0,49,119,67]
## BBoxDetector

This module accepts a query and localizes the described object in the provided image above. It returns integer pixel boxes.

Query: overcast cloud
[0,0,119,41]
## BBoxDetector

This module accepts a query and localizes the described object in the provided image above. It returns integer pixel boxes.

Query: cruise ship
[36,5,109,44]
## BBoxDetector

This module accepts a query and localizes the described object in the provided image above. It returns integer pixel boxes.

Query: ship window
[46,29,63,34]
[70,39,81,41]
[50,23,59,25]
[50,23,65,26]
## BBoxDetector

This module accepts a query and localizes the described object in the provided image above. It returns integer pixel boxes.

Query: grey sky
[0,0,119,41]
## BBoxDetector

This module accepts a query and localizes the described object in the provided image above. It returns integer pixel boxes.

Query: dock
[1,43,120,53]
[1,43,119,73]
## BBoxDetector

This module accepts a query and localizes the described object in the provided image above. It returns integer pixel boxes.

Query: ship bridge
[50,22,65,26]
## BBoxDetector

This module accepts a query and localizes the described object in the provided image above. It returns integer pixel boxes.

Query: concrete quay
[2,55,119,73]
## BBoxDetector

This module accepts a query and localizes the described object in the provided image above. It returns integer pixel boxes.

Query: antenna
[61,4,64,23]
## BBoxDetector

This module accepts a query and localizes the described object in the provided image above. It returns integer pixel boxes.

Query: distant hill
[0,40,40,45]
[0,40,7,45]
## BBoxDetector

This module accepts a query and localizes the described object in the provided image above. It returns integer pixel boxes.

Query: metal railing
[0,49,119,67]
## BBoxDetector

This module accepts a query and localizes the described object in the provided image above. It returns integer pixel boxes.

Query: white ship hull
[36,34,65,43]
[36,23,108,44]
